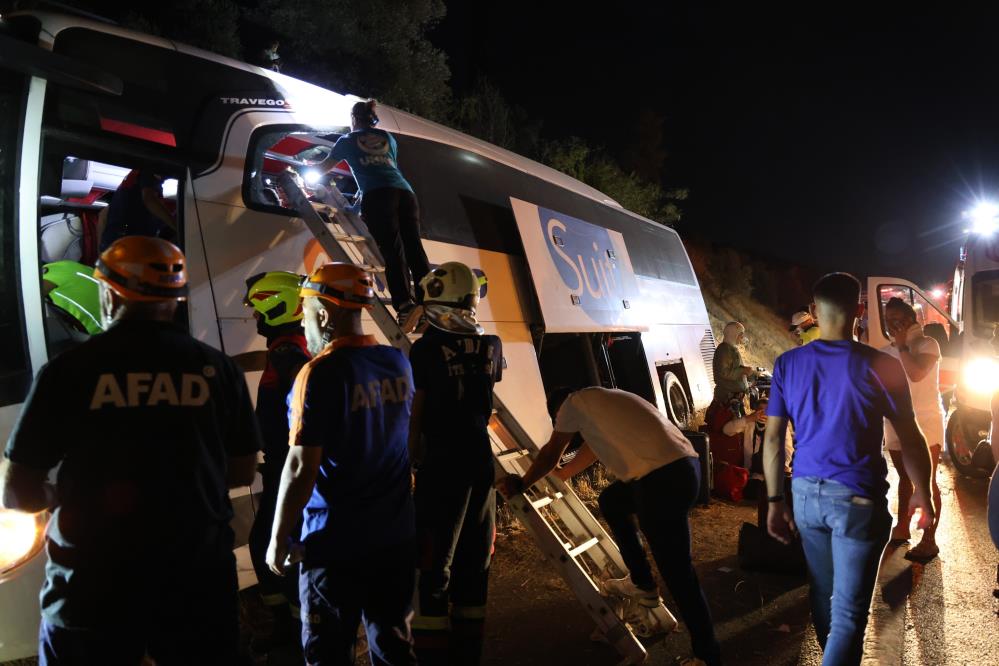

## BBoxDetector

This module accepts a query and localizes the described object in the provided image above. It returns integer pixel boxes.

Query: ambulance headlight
[968,201,999,235]
[0,508,46,579]
[961,356,999,397]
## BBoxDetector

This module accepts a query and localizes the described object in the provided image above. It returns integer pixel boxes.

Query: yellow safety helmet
[244,271,305,326]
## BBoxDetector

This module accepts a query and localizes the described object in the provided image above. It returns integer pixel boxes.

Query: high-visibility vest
[42,260,103,335]
[799,326,821,345]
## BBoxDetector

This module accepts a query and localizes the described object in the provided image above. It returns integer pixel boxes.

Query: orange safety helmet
[93,236,188,301]
[300,262,375,309]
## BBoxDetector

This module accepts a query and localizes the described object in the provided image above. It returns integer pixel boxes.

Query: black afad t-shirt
[4,319,262,628]
[409,327,502,449]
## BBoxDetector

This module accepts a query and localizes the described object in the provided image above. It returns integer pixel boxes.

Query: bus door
[507,197,672,410]
[0,28,125,662]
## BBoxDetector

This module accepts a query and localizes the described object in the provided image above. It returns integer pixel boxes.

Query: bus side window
[244,129,352,214]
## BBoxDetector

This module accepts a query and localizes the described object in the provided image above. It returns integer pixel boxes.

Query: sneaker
[602,576,660,608]
[396,302,423,333]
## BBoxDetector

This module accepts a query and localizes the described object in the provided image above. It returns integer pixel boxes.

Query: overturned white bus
[0,10,714,661]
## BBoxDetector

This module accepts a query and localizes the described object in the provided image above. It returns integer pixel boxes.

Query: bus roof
[21,10,624,212]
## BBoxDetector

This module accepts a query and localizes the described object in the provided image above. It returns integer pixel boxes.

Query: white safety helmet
[419,262,485,335]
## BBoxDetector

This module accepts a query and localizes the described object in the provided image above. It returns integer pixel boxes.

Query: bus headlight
[0,508,46,578]
[961,356,999,397]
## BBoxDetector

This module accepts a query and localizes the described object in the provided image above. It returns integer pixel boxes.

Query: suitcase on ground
[683,430,712,505]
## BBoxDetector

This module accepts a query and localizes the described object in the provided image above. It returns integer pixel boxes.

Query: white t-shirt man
[722,409,794,478]
[554,387,697,481]
[881,324,945,449]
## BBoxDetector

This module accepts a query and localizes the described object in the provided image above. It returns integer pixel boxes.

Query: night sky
[434,4,999,288]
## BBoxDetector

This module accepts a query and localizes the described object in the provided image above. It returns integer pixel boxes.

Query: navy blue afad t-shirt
[287,335,414,562]
[767,339,914,498]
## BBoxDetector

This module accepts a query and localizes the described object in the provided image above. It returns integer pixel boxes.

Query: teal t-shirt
[331,129,413,195]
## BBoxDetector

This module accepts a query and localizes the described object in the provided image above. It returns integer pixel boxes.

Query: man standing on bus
[242,271,311,653]
[764,273,933,665]
[1,237,261,665]
[496,387,722,666]
[408,262,502,666]
[266,262,417,665]
[330,99,431,333]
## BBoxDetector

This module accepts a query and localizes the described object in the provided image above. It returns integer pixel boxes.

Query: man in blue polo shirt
[763,272,933,666]
[266,262,416,666]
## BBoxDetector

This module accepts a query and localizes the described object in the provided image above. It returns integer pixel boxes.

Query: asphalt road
[241,458,998,666]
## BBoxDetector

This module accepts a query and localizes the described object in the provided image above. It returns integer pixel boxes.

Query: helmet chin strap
[320,305,349,346]
[320,326,335,347]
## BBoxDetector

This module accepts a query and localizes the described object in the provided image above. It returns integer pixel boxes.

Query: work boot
[397,302,424,333]
[601,576,661,608]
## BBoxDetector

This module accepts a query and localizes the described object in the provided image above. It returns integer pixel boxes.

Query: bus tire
[662,371,692,430]
[945,410,991,478]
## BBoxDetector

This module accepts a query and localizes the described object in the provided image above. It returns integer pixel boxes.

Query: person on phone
[880,297,944,561]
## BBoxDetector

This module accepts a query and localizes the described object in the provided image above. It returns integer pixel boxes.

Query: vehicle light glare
[967,201,999,235]
[0,509,44,575]
[961,356,999,397]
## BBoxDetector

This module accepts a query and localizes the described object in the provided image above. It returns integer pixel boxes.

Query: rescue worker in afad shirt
[266,262,418,666]
[1,236,262,666]
[408,262,502,666]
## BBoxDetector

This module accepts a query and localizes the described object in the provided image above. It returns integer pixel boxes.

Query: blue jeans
[792,477,892,666]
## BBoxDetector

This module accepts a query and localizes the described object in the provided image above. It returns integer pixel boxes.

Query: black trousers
[299,541,417,666]
[248,448,300,607]
[361,187,431,310]
[598,456,722,666]
[413,456,496,665]
[39,551,242,666]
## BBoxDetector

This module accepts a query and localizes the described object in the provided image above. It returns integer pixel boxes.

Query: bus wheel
[946,410,991,478]
[662,372,692,430]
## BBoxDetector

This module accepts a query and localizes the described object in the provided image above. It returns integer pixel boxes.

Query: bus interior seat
[40,212,85,263]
